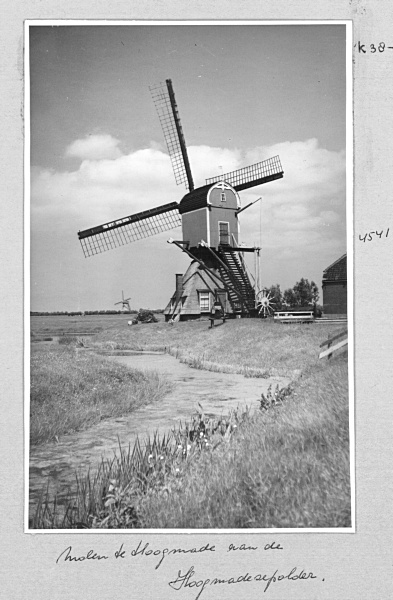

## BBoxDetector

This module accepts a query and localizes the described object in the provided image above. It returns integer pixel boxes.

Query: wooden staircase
[214,247,256,316]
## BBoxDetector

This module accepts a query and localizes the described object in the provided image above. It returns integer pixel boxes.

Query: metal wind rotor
[256,289,276,318]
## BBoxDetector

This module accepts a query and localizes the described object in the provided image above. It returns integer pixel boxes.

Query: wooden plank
[320,328,348,348]
[319,338,348,359]
[275,311,313,316]
[274,313,314,320]
[274,312,314,324]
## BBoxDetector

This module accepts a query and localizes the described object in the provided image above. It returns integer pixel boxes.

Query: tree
[293,278,319,307]
[283,288,299,308]
[282,278,319,309]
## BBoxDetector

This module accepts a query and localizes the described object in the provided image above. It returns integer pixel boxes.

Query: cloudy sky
[29,24,348,312]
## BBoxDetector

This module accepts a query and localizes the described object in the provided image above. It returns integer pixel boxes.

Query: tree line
[264,278,321,314]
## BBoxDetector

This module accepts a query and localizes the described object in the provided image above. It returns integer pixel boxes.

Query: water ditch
[29,351,290,520]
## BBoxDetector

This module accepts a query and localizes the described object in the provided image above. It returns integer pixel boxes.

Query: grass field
[31,313,156,339]
[30,315,351,529]
[92,317,344,378]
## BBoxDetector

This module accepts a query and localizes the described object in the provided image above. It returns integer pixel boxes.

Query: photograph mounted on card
[26,21,353,532]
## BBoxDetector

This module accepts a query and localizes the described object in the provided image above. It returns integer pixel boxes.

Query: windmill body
[180,181,240,251]
[78,79,284,321]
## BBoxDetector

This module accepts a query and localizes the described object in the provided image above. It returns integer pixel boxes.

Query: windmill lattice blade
[78,202,181,258]
[206,156,283,191]
[149,80,194,190]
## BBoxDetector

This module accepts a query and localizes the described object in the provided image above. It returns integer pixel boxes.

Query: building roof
[164,260,232,317]
[178,184,212,215]
[164,260,211,316]
[323,253,347,281]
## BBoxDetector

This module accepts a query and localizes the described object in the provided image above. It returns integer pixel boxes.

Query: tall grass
[32,354,350,529]
[136,354,350,529]
[30,346,172,445]
[31,407,248,529]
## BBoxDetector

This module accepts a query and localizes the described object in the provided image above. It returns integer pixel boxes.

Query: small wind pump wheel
[256,289,276,318]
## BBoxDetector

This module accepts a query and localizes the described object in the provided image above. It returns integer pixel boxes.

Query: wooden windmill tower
[78,79,284,320]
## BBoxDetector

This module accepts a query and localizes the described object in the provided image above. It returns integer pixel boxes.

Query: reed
[31,405,250,528]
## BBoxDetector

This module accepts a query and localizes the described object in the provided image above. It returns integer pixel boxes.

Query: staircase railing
[231,234,256,288]
[216,248,255,313]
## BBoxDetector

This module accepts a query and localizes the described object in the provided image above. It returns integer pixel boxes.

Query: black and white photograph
[27,22,353,531]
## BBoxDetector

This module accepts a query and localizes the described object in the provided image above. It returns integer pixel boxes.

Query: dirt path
[29,352,289,520]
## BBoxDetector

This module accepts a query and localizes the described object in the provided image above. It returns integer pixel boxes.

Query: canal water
[29,352,290,519]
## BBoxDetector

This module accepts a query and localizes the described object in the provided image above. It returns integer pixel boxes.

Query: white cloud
[31,147,180,228]
[31,136,347,293]
[244,138,345,202]
[238,138,346,264]
[188,145,242,182]
[65,134,123,160]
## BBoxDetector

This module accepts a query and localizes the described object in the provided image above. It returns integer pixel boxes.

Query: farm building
[322,254,347,316]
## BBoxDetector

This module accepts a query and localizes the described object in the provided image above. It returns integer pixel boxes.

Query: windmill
[115,291,131,312]
[78,79,284,320]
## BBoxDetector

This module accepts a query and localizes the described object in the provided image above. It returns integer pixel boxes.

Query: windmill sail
[78,202,181,258]
[150,79,194,191]
[206,156,283,191]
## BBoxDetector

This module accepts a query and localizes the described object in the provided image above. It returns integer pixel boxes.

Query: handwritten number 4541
[359,229,389,242]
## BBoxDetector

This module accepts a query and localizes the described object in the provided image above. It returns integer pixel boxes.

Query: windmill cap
[179,184,211,215]
[179,181,238,215]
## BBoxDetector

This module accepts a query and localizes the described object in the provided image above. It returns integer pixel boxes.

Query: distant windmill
[78,79,284,319]
[115,291,131,312]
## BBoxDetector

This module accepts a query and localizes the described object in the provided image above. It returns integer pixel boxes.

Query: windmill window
[199,292,210,313]
[220,192,226,202]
